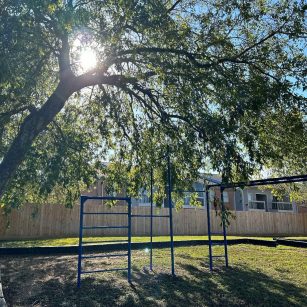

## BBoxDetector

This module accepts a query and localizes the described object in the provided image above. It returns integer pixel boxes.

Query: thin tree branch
[120,86,160,118]
[0,106,34,118]
[167,0,183,13]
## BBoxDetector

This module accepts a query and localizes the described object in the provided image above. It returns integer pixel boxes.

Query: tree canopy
[0,0,306,208]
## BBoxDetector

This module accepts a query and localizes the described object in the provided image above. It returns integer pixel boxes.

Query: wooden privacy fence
[0,203,307,240]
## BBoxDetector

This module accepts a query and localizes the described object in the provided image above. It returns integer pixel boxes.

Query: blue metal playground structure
[77,152,175,287]
[77,195,132,287]
[77,152,307,286]
[206,173,307,271]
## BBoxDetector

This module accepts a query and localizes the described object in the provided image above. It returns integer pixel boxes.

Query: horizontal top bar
[83,212,128,215]
[207,174,307,189]
[81,195,131,202]
[172,190,206,193]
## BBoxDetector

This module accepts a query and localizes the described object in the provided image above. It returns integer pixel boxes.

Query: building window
[131,188,151,206]
[183,182,205,207]
[222,191,229,203]
[247,193,266,210]
[209,190,215,209]
[272,196,293,211]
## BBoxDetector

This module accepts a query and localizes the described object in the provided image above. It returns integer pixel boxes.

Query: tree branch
[117,47,213,69]
[120,86,160,119]
[0,106,33,118]
[58,33,74,80]
[167,0,183,13]
[234,20,290,59]
[0,80,75,196]
[74,73,138,90]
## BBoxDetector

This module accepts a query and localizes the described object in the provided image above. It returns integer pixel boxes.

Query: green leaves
[0,0,306,208]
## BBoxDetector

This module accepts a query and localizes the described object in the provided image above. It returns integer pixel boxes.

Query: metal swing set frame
[77,151,307,287]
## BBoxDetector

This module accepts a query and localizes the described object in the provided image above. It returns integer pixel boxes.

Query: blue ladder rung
[83,240,128,244]
[82,253,128,259]
[211,242,224,246]
[82,226,128,229]
[131,214,170,218]
[83,212,128,215]
[81,268,128,274]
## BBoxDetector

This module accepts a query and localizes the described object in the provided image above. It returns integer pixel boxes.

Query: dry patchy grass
[1,244,306,306]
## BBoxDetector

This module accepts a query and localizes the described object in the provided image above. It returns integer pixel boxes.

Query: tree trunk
[0,80,75,198]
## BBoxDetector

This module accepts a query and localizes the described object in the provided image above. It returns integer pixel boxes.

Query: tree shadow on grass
[2,255,307,307]
[179,262,307,307]
[25,266,307,307]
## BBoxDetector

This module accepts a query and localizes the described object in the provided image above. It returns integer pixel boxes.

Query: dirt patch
[0,252,170,306]
[1,255,76,306]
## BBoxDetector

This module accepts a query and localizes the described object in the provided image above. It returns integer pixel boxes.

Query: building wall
[297,202,307,213]
[84,179,298,213]
[243,188,271,211]
[209,187,236,210]
[241,187,297,212]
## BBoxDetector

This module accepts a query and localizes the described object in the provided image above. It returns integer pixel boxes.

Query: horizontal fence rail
[0,204,307,240]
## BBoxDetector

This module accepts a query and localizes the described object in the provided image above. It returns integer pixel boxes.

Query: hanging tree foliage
[0,0,306,208]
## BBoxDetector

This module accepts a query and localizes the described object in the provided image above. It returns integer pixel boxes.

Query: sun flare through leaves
[79,47,97,71]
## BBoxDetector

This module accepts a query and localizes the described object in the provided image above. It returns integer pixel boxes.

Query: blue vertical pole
[128,198,132,282]
[150,167,153,271]
[77,196,85,288]
[206,187,213,271]
[167,150,175,276]
[220,187,229,267]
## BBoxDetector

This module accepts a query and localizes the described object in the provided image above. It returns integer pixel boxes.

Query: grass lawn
[1,244,306,306]
[0,235,277,248]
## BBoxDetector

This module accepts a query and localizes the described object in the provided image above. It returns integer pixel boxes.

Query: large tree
[0,0,306,207]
